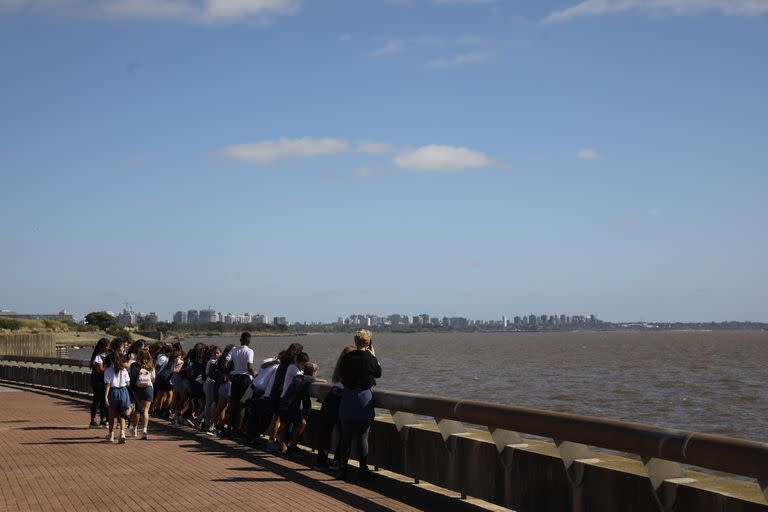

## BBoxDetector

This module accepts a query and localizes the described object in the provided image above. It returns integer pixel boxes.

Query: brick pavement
[0,385,502,512]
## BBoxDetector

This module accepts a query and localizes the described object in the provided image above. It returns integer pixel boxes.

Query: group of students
[88,329,382,480]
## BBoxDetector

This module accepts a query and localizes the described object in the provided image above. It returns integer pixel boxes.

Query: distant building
[273,316,287,327]
[254,314,268,325]
[187,309,199,323]
[117,308,136,327]
[0,309,76,323]
[199,309,217,323]
[173,311,187,324]
[502,315,508,328]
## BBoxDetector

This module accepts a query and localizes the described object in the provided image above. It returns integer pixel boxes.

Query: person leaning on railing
[335,329,382,481]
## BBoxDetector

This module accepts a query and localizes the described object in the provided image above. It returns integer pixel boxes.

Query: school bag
[135,368,153,388]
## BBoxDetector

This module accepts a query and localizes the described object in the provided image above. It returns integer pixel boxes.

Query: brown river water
[71,330,768,442]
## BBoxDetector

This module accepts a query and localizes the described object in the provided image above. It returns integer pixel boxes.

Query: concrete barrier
[1,356,766,512]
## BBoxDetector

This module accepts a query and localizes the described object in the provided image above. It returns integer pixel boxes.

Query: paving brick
[0,385,501,512]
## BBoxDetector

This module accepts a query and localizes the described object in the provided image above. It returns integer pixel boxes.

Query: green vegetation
[0,317,23,330]
[85,311,118,331]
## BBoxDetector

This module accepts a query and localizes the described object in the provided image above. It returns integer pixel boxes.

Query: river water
[72,330,768,442]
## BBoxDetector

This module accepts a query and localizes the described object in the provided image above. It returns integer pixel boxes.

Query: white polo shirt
[229,345,254,376]
[103,365,130,388]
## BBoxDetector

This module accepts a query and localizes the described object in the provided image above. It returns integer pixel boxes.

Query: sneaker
[141,432,148,440]
[205,429,217,437]
[99,421,108,429]
[266,441,277,453]
[89,421,100,429]
[184,418,195,428]
[105,433,114,443]
[131,427,138,438]
[118,435,126,444]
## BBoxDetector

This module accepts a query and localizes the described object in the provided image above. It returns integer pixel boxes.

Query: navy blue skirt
[339,388,374,422]
[131,385,154,403]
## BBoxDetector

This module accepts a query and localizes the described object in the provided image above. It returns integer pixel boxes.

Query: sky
[1,0,767,323]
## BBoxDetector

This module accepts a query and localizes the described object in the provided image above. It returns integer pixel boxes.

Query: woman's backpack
[136,368,153,388]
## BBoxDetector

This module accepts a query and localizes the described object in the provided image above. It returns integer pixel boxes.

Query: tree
[85,311,117,331]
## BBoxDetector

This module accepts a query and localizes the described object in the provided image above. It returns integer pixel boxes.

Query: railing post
[642,457,695,511]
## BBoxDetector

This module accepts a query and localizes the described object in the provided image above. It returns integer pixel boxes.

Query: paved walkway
[0,385,501,512]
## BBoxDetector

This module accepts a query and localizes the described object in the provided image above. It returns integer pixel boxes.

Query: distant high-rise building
[187,309,199,323]
[255,314,268,325]
[173,311,187,324]
[117,308,136,327]
[513,316,521,325]
[273,316,288,327]
[199,309,217,323]
[528,314,537,325]
[502,315,508,327]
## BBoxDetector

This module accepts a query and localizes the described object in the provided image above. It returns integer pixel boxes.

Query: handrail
[307,384,768,482]
[3,355,766,483]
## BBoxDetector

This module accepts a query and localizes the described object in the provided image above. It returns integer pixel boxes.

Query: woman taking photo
[336,330,381,481]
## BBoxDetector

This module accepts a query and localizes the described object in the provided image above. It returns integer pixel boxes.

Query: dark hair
[107,338,123,370]
[297,352,310,364]
[240,332,251,346]
[90,338,110,365]
[137,348,154,371]
[332,345,356,384]
[279,342,304,364]
[187,342,205,361]
[216,344,236,372]
[127,340,145,356]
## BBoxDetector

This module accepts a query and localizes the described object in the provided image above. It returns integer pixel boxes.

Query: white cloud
[372,39,406,57]
[0,0,300,23]
[577,149,602,160]
[543,0,768,24]
[394,145,492,171]
[428,51,493,68]
[217,137,351,165]
[203,0,299,22]
[357,140,397,155]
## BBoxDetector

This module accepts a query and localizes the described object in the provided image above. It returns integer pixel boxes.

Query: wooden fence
[0,334,56,357]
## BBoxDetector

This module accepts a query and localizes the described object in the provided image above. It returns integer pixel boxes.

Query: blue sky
[1,0,766,323]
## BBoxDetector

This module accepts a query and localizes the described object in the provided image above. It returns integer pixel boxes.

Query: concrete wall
[1,359,766,512]
[0,334,56,357]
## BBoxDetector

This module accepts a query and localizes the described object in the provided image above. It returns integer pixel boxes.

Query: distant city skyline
[2,2,766,323]
[3,303,766,326]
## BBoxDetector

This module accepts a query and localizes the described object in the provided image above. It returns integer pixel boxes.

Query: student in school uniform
[225,332,256,435]
[277,356,326,456]
[88,338,110,428]
[104,339,133,444]
[209,344,235,435]
[315,345,356,469]
[129,348,155,440]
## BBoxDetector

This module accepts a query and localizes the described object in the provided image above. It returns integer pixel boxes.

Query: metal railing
[2,354,767,509]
